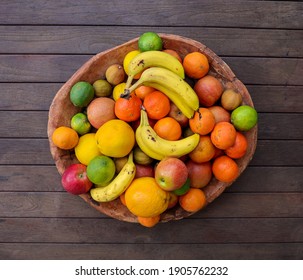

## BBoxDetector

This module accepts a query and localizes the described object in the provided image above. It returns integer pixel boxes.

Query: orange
[153,117,182,140]
[143,91,170,120]
[163,49,182,63]
[189,135,216,163]
[189,108,216,135]
[212,155,239,183]
[183,52,209,79]
[211,121,237,150]
[114,94,142,122]
[120,193,126,206]
[225,131,248,159]
[179,188,207,212]
[52,126,79,150]
[135,85,155,100]
[137,215,160,228]
[125,177,169,217]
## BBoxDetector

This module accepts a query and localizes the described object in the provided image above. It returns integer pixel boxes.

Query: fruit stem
[140,109,149,127]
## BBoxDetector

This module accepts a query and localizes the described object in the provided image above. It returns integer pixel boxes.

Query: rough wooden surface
[0,0,302,260]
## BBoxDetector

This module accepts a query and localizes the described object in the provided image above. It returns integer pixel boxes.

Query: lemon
[123,50,141,75]
[113,82,127,101]
[71,112,91,135]
[93,79,112,97]
[75,133,102,165]
[231,105,258,131]
[95,119,135,158]
[125,177,169,217]
[138,32,163,52]
[87,155,116,185]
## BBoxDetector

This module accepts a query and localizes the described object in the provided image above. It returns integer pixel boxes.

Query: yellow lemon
[95,119,135,158]
[125,177,169,218]
[123,50,141,75]
[113,82,127,101]
[75,133,102,165]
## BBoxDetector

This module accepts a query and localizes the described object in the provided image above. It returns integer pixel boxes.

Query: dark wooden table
[0,0,302,260]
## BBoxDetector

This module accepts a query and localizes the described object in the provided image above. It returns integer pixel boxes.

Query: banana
[126,67,199,114]
[90,152,136,202]
[136,109,200,160]
[125,51,185,88]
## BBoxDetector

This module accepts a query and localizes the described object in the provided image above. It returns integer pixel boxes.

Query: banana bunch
[126,67,199,118]
[136,109,200,160]
[125,50,185,88]
[90,152,136,202]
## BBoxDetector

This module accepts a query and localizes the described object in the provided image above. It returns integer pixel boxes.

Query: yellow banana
[136,109,200,160]
[125,51,185,88]
[90,152,136,202]
[127,67,199,112]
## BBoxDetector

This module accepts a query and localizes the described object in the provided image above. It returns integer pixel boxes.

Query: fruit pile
[51,32,258,228]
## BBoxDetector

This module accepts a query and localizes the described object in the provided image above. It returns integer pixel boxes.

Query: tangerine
[135,85,155,100]
[212,155,239,183]
[211,121,237,150]
[189,108,216,135]
[153,117,182,140]
[114,94,142,122]
[143,91,170,120]
[52,126,79,150]
[179,188,207,212]
[137,215,160,228]
[225,131,248,159]
[183,52,209,79]
[189,135,216,163]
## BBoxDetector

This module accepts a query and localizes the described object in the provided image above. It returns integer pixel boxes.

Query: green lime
[87,155,116,185]
[231,105,258,131]
[71,112,91,135]
[138,32,163,52]
[173,178,191,196]
[93,79,112,97]
[70,81,95,107]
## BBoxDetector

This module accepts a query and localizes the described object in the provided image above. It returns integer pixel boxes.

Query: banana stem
[125,75,134,89]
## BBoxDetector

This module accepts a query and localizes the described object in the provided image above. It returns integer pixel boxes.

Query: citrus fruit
[189,135,216,163]
[143,90,170,120]
[125,177,169,217]
[189,108,216,135]
[70,81,94,107]
[225,131,248,159]
[74,133,102,165]
[179,188,207,212]
[138,32,163,52]
[86,155,116,185]
[173,178,191,196]
[135,85,155,100]
[211,121,237,150]
[87,97,116,129]
[114,94,142,122]
[123,50,141,77]
[52,126,79,150]
[95,119,135,158]
[183,52,209,79]
[231,105,258,131]
[212,155,239,183]
[153,117,182,141]
[92,79,112,97]
[137,215,161,228]
[71,112,91,135]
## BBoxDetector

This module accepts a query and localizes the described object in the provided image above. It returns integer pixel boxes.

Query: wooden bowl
[47,34,257,223]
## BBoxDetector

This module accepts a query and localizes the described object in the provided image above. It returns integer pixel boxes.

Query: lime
[70,81,95,107]
[87,155,116,185]
[93,79,112,97]
[231,105,258,131]
[173,178,191,196]
[75,133,102,165]
[138,32,163,52]
[71,112,91,135]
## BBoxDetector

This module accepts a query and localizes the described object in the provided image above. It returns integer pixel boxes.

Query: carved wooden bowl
[47,34,257,223]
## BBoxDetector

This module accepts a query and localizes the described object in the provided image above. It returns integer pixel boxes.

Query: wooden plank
[0,217,302,243]
[0,192,301,218]
[0,1,302,28]
[2,84,302,113]
[1,111,302,140]
[0,139,302,166]
[1,242,302,260]
[1,166,302,193]
[0,55,302,85]
[0,26,302,57]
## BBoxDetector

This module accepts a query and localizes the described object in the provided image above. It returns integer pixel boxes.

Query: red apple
[167,192,178,209]
[208,106,231,123]
[194,75,223,107]
[168,102,189,127]
[186,160,212,189]
[155,157,188,191]
[61,164,93,195]
[135,163,154,178]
